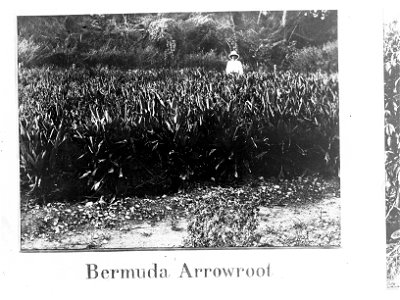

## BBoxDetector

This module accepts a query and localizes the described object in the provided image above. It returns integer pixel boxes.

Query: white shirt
[226,60,244,75]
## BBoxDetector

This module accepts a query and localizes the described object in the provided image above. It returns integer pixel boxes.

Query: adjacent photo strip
[385,10,400,288]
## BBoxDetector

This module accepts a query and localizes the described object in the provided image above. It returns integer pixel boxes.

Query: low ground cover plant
[185,192,261,247]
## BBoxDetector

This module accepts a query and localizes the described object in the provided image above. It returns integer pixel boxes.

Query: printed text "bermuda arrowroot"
[86,263,271,279]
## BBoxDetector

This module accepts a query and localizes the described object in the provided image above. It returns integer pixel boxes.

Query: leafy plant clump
[185,194,261,247]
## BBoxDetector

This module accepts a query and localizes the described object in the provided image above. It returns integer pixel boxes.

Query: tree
[17,11,337,69]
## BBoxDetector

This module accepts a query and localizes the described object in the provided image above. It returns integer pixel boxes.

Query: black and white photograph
[17,10,340,251]
[385,10,400,288]
[4,0,400,299]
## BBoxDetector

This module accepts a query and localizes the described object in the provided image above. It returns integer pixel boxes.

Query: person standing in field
[226,50,243,75]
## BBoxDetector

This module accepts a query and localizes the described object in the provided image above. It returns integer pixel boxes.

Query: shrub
[18,38,41,66]
[178,51,226,71]
[288,41,338,73]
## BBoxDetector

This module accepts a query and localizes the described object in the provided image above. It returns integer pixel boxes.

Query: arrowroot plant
[19,66,339,201]
[19,104,68,197]
[184,193,261,247]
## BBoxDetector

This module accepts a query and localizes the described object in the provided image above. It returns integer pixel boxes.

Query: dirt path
[22,217,189,250]
[22,196,340,250]
[258,196,340,247]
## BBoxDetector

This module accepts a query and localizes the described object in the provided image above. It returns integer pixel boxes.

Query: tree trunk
[282,11,287,41]
[229,13,238,51]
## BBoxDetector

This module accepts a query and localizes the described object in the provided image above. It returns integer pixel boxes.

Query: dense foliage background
[18,11,337,72]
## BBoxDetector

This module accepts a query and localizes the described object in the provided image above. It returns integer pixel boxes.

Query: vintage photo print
[18,10,340,251]
[385,10,400,289]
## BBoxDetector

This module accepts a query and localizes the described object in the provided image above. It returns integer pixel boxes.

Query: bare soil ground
[258,196,339,247]
[21,177,340,250]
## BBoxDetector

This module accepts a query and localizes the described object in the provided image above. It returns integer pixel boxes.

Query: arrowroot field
[19,66,340,250]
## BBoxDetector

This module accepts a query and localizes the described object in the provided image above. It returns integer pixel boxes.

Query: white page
[1,0,399,299]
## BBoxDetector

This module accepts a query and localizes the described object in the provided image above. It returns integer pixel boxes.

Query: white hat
[229,50,239,59]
